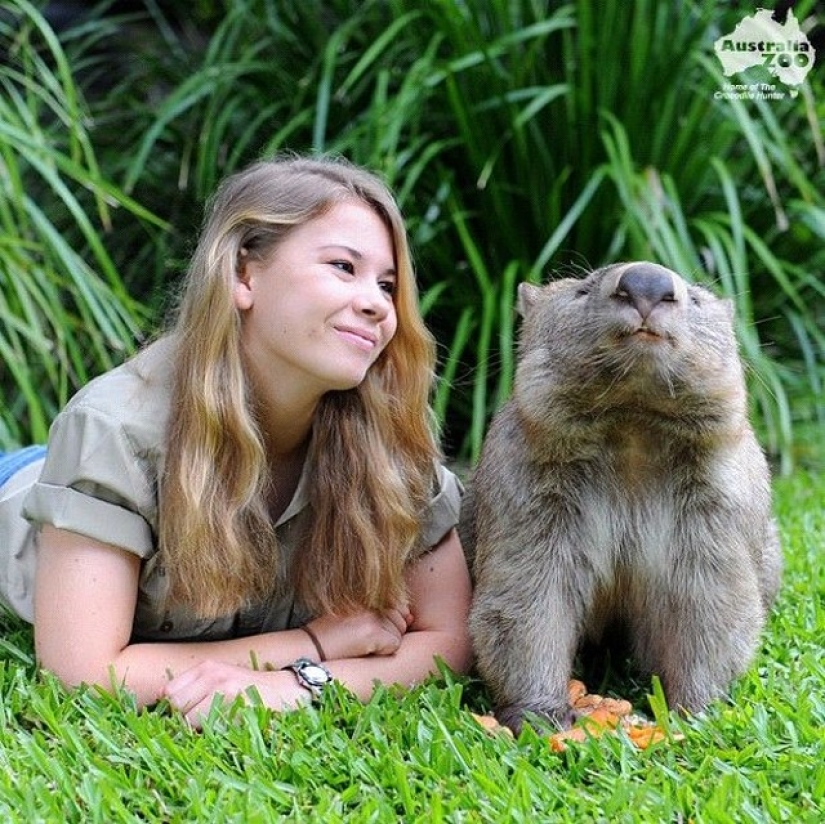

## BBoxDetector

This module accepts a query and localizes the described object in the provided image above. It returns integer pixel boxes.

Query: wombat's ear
[517,282,542,318]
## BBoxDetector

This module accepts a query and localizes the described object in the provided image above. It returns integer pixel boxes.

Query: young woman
[0,155,472,726]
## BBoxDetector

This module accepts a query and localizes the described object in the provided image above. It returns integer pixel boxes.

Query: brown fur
[460,262,782,733]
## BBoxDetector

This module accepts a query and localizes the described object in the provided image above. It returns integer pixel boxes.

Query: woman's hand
[163,661,311,728]
[306,604,413,660]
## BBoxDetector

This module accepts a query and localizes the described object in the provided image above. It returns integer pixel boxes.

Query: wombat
[461,262,782,734]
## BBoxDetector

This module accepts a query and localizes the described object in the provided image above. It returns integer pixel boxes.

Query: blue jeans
[0,446,47,490]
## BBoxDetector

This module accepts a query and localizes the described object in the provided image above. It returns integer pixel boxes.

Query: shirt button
[160,620,173,632]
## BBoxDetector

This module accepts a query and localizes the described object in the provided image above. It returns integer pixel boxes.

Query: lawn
[0,469,822,822]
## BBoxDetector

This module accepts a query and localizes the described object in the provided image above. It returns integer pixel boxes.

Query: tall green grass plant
[75,0,823,466]
[1,0,822,467]
[0,0,160,448]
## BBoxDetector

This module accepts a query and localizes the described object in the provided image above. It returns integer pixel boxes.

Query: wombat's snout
[613,263,678,321]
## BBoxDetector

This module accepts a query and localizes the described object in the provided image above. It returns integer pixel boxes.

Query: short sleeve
[419,462,464,549]
[21,404,158,558]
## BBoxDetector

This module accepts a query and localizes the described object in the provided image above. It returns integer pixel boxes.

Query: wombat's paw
[495,702,576,735]
[662,673,726,717]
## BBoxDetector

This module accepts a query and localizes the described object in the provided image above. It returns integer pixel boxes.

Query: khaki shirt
[3,338,463,640]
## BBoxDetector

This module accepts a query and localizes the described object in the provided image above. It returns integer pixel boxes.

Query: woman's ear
[233,248,254,310]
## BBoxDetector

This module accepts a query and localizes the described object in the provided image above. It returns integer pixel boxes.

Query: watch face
[286,658,332,696]
[300,663,330,686]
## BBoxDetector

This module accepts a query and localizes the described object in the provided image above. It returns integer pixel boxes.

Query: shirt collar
[275,457,310,527]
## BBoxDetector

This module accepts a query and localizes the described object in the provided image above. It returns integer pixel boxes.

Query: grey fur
[460,262,782,734]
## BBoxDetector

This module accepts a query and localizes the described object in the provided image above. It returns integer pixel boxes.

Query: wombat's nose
[614,263,677,319]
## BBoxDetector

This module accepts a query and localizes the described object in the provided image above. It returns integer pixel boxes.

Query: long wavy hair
[159,155,440,619]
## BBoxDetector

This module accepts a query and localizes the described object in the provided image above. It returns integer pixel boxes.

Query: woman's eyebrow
[318,243,363,258]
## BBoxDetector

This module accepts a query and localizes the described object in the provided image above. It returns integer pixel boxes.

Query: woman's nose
[353,280,390,318]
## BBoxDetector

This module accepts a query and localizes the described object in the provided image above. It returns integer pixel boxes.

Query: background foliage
[1,0,823,469]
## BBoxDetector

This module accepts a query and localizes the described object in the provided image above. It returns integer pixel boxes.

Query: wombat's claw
[495,703,576,735]
[494,705,526,735]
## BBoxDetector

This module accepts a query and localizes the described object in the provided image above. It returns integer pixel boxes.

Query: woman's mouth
[334,326,378,351]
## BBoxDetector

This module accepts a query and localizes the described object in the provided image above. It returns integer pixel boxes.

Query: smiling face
[233,199,399,407]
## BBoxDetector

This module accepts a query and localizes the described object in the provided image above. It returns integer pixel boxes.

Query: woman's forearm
[61,604,439,707]
[320,627,473,702]
[106,617,469,709]
[59,627,322,708]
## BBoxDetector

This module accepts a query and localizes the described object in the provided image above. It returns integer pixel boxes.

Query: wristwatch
[282,657,333,699]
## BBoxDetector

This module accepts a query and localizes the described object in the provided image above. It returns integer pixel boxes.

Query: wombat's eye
[575,286,590,298]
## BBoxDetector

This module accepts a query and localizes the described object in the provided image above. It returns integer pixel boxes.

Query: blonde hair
[159,155,439,619]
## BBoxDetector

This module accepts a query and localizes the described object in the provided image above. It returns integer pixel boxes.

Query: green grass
[1,469,822,822]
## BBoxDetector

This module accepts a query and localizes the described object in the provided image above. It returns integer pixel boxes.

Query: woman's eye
[379,279,396,297]
[331,260,355,274]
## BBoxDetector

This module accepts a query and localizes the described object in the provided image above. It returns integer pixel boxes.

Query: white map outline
[713,9,815,87]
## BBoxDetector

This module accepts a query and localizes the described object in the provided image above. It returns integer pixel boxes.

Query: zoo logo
[713,9,815,88]
[718,37,812,72]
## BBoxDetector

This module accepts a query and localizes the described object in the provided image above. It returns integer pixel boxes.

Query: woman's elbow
[432,623,474,676]
[34,637,122,693]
